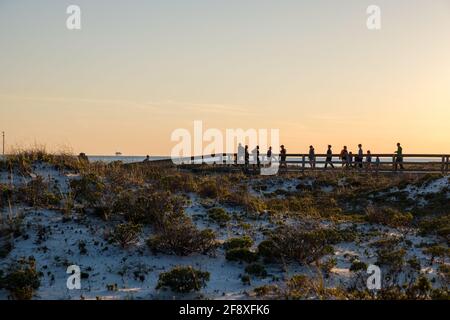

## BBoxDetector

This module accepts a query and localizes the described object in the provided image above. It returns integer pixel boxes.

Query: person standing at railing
[280,145,287,171]
[325,145,334,169]
[309,145,316,169]
[340,146,348,168]
[366,150,372,171]
[251,145,260,170]
[244,145,249,169]
[348,152,354,168]
[267,146,272,167]
[356,144,364,169]
[394,142,404,171]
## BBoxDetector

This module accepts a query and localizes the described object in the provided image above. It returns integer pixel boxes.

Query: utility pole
[2,131,4,157]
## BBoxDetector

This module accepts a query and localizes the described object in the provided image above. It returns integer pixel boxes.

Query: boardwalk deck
[173,153,450,175]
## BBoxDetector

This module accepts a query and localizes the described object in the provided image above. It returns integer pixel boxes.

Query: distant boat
[115,152,122,156]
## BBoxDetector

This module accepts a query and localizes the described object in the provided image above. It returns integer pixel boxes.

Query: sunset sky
[1,0,449,155]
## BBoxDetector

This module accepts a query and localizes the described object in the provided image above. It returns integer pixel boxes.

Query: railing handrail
[177,153,450,158]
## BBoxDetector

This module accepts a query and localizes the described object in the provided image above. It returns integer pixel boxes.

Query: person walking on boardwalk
[309,145,316,169]
[325,145,334,169]
[366,150,372,171]
[375,156,381,174]
[267,146,273,167]
[394,142,404,171]
[340,146,349,168]
[357,144,364,169]
[257,145,261,168]
[280,145,287,171]
[251,145,260,171]
[244,145,249,169]
[348,152,354,168]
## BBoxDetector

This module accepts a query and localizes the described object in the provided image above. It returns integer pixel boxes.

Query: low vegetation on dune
[0,149,449,300]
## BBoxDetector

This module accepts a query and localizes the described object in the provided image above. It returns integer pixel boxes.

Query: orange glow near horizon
[1,1,449,155]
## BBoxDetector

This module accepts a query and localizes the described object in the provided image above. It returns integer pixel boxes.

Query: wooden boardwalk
[175,153,450,174]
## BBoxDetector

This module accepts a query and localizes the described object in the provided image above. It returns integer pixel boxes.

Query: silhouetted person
[256,145,260,168]
[267,146,272,166]
[308,145,316,169]
[143,155,150,163]
[280,145,287,171]
[348,152,353,168]
[394,142,404,171]
[366,150,372,171]
[340,146,348,168]
[357,144,363,168]
[78,153,89,163]
[244,145,249,169]
[325,145,334,169]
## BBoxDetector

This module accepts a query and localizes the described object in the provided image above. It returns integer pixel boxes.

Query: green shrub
[350,260,368,272]
[286,274,343,299]
[0,240,13,259]
[0,215,23,239]
[225,248,258,263]
[418,214,450,241]
[18,177,61,208]
[257,240,280,262]
[370,236,403,249]
[253,285,281,297]
[258,225,340,265]
[366,206,413,227]
[0,257,40,300]
[221,189,266,214]
[423,245,450,263]
[198,180,221,199]
[112,223,143,248]
[113,190,185,229]
[158,174,197,193]
[245,263,268,278]
[207,207,231,225]
[438,264,450,284]
[223,236,253,251]
[407,257,421,271]
[70,173,105,205]
[156,266,210,293]
[320,257,337,277]
[147,218,217,256]
[376,248,406,270]
[406,276,432,299]
[241,274,251,285]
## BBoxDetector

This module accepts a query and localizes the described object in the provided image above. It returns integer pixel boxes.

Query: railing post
[445,156,450,174]
[442,156,445,174]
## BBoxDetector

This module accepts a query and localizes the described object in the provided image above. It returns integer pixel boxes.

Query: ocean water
[87,156,170,164]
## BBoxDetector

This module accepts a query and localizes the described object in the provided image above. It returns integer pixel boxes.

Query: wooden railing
[175,153,450,174]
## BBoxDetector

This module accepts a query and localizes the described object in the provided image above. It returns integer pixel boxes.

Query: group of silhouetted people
[236,142,405,173]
